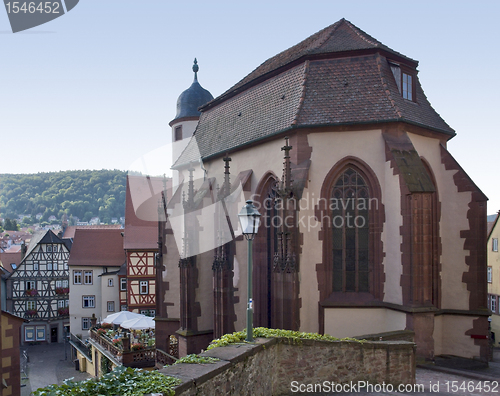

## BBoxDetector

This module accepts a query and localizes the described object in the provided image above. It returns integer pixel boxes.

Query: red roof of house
[62,224,122,240]
[68,228,125,267]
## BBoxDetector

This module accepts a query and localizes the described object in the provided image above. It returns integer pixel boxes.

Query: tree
[3,218,19,231]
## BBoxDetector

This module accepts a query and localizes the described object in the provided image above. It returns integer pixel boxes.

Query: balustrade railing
[156,348,177,366]
[90,328,156,368]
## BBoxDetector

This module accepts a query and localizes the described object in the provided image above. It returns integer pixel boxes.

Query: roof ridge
[292,61,309,125]
[314,19,344,51]
[344,19,380,48]
[375,53,402,119]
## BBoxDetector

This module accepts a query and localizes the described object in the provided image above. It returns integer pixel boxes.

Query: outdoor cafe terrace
[77,312,179,369]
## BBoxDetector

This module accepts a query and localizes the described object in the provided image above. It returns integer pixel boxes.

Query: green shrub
[32,365,182,396]
[207,327,363,350]
[174,354,220,365]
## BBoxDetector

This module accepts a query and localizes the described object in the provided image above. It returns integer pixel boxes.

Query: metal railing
[69,333,92,361]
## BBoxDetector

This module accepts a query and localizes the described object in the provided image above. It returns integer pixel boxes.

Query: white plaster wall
[433,315,480,358]
[69,265,102,338]
[408,133,471,311]
[100,273,120,316]
[324,308,406,338]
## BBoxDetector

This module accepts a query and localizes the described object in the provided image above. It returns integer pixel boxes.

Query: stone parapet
[159,337,416,395]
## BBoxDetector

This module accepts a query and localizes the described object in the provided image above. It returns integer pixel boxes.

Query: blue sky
[1,0,499,213]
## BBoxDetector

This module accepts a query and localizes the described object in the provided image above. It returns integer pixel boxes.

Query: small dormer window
[389,61,415,102]
[402,73,413,100]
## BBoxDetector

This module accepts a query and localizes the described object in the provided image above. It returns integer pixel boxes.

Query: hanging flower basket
[55,287,69,295]
[26,309,37,316]
[25,289,38,296]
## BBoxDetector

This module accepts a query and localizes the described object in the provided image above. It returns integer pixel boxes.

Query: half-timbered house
[123,175,165,316]
[6,229,71,343]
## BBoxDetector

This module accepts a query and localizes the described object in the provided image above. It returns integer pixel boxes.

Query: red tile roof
[62,224,122,240]
[204,18,416,111]
[175,19,454,167]
[68,228,125,267]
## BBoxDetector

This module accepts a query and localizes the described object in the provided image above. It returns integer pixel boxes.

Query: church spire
[192,58,199,82]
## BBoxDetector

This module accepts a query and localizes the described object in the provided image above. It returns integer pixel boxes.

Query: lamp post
[238,200,261,342]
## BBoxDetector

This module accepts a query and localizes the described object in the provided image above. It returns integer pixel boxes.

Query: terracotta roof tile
[176,19,454,167]
[68,228,125,267]
[63,224,122,240]
[208,19,415,109]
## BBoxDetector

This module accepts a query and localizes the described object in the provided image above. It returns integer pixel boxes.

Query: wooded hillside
[0,170,127,224]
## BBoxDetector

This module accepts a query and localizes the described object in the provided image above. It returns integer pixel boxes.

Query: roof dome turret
[171,59,214,123]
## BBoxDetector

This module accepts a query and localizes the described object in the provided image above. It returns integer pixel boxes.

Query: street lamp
[238,200,261,342]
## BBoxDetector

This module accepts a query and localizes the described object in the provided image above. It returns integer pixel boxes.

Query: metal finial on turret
[193,58,199,82]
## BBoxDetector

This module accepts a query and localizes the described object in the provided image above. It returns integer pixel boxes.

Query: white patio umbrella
[102,311,145,325]
[120,316,155,330]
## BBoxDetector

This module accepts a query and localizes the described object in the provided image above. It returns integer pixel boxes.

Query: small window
[139,280,149,295]
[65,299,69,307]
[141,309,155,317]
[26,280,35,290]
[36,326,45,341]
[82,295,95,308]
[120,278,127,291]
[402,73,413,100]
[47,245,52,252]
[47,262,52,271]
[53,262,58,271]
[84,271,93,285]
[53,246,58,252]
[34,262,39,271]
[25,326,35,342]
[107,301,115,312]
[108,278,114,287]
[82,317,91,330]
[493,238,498,252]
[121,305,127,311]
[389,61,415,102]
[492,295,497,313]
[58,300,65,308]
[174,126,183,141]
[488,267,493,283]
[63,280,68,288]
[26,301,36,310]
[73,271,82,285]
[56,280,62,288]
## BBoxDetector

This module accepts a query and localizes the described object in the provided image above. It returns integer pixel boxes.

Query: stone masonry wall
[159,337,416,396]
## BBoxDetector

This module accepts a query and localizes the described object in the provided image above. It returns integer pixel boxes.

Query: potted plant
[25,289,38,296]
[26,309,37,316]
[131,343,144,351]
[96,328,106,336]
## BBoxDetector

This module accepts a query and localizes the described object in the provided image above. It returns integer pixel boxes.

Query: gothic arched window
[331,168,370,292]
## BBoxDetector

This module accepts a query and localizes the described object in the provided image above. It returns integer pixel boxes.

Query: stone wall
[159,337,416,396]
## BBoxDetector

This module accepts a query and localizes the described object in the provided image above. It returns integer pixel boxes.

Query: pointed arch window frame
[317,157,385,303]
